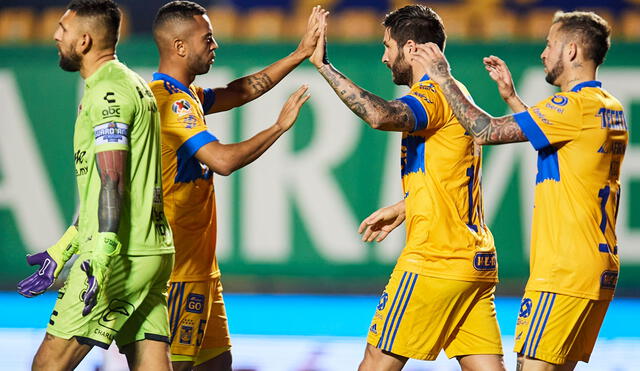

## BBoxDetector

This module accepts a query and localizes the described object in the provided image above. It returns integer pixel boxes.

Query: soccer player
[149,2,314,370]
[411,10,627,371]
[310,5,505,371]
[17,0,175,370]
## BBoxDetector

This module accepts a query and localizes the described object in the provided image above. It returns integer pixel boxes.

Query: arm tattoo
[246,72,274,96]
[318,64,414,131]
[96,150,127,233]
[439,78,527,144]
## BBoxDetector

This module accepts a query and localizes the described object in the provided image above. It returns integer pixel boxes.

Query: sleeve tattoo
[245,72,274,96]
[96,150,127,233]
[318,64,415,131]
[439,77,528,144]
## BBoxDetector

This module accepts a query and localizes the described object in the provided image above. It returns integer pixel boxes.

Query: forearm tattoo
[96,150,127,233]
[439,78,527,144]
[318,64,414,131]
[246,72,274,96]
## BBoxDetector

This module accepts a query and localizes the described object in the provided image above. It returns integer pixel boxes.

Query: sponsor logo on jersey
[172,99,192,116]
[519,298,532,318]
[101,105,121,119]
[94,122,129,146]
[377,292,388,311]
[103,92,116,104]
[550,94,568,106]
[473,252,497,271]
[186,293,205,314]
[600,270,618,290]
[532,107,552,125]
[180,114,199,128]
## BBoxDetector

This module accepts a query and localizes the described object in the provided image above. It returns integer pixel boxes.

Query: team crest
[377,292,388,311]
[179,324,193,345]
[172,99,192,116]
[519,298,532,318]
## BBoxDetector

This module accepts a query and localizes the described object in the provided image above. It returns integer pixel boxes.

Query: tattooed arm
[207,6,323,114]
[412,43,527,144]
[309,13,415,131]
[95,150,127,232]
[315,64,415,131]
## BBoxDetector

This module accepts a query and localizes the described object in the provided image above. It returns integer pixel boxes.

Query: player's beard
[188,54,212,76]
[58,46,82,72]
[544,57,564,86]
[390,50,412,86]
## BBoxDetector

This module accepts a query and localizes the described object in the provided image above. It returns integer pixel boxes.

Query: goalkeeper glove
[17,225,78,298]
[81,232,121,316]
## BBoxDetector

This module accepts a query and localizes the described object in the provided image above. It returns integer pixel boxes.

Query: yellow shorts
[168,277,231,359]
[367,270,503,360]
[514,291,610,364]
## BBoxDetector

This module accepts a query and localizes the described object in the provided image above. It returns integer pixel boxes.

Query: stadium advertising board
[1,41,639,294]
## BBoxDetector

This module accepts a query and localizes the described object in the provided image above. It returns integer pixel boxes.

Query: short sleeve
[194,85,216,114]
[396,81,444,132]
[161,94,218,156]
[87,82,136,152]
[514,93,582,151]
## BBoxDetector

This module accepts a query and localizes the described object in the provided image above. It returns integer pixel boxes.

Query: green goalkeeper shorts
[47,251,174,350]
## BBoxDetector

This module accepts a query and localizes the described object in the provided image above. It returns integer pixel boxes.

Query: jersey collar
[152,72,196,99]
[570,80,602,92]
[420,74,430,82]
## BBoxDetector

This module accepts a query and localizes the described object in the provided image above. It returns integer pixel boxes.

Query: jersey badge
[172,99,192,116]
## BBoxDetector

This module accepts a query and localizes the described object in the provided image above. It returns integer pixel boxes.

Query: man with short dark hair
[150,1,316,370]
[310,5,505,371]
[413,10,627,371]
[18,0,176,370]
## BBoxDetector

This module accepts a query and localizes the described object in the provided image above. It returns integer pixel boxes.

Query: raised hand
[295,6,324,58]
[309,8,330,68]
[410,43,452,85]
[275,85,310,132]
[483,55,516,102]
[17,226,78,298]
[358,201,406,243]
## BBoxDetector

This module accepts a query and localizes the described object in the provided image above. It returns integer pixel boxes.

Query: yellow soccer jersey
[513,80,628,300]
[150,72,220,281]
[395,75,497,282]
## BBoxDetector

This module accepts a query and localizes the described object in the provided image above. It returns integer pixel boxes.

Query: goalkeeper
[17,1,175,370]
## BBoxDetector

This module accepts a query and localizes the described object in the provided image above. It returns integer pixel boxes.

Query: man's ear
[77,33,92,55]
[174,38,187,57]
[567,41,578,62]
[404,39,416,54]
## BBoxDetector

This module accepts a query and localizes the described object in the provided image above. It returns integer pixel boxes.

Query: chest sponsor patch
[94,122,128,146]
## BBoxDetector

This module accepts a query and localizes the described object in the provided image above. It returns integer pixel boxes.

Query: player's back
[74,60,173,256]
[514,81,628,300]
[396,76,497,283]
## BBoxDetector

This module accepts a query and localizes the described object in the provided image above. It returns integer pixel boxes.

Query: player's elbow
[213,164,235,176]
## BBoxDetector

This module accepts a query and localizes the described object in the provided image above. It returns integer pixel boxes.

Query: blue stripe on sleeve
[202,88,216,113]
[397,95,428,131]
[176,130,218,160]
[513,111,551,151]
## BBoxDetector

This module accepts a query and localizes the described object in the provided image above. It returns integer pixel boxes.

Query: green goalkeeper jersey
[73,59,174,255]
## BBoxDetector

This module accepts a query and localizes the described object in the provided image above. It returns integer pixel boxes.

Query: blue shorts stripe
[527,292,551,356]
[170,283,185,343]
[377,272,407,348]
[532,293,556,357]
[522,292,544,354]
[388,273,418,350]
[383,273,413,351]
[168,283,179,342]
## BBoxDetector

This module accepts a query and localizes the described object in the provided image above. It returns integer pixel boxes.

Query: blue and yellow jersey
[395,75,497,282]
[149,72,220,281]
[514,80,628,300]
